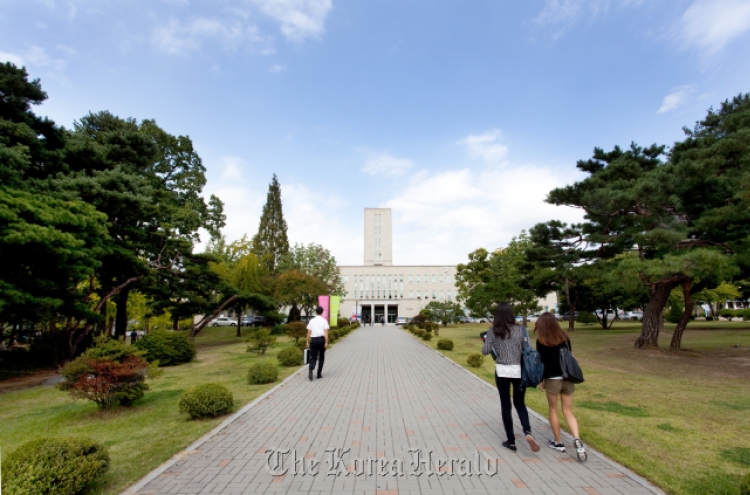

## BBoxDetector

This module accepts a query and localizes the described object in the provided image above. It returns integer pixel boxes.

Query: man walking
[306,306,329,381]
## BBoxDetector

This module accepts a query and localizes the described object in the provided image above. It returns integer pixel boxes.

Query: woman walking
[534,312,587,461]
[482,303,540,453]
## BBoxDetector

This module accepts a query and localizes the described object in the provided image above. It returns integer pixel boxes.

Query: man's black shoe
[317,374,322,379]
[308,369,313,381]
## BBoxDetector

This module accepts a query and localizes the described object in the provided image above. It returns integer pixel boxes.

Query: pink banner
[317,295,329,322]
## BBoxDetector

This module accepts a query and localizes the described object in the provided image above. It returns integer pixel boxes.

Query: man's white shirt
[307,315,329,337]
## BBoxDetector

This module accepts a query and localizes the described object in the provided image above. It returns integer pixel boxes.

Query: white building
[337,208,558,322]
[337,208,461,322]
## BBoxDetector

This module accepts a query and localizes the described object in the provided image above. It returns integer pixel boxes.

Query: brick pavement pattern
[125,325,663,495]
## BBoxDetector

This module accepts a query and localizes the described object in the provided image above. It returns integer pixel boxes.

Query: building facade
[337,208,558,322]
[337,208,459,322]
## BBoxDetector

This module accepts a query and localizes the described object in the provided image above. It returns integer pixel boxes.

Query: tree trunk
[670,277,693,352]
[115,287,130,339]
[565,278,575,332]
[635,281,675,349]
[173,316,179,331]
[237,308,242,337]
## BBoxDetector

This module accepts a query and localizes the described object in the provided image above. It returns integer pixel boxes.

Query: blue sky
[2,0,750,265]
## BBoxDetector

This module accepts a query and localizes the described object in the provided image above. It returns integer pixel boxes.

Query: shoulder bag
[559,341,584,384]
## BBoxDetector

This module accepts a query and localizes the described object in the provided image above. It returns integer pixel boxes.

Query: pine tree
[252,174,290,274]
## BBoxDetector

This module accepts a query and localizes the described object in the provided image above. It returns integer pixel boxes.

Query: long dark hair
[534,312,569,346]
[492,302,516,339]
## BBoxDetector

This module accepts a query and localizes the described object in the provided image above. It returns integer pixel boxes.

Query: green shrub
[270,324,288,335]
[285,321,307,342]
[718,308,739,321]
[178,383,233,419]
[2,437,109,495]
[248,362,278,384]
[467,353,484,367]
[415,329,426,337]
[246,329,276,354]
[437,339,454,350]
[577,311,597,325]
[337,317,349,327]
[329,329,340,341]
[277,347,303,366]
[421,332,433,341]
[59,337,157,408]
[135,330,196,366]
[295,339,307,351]
[740,309,750,321]
[666,301,684,324]
[706,316,714,321]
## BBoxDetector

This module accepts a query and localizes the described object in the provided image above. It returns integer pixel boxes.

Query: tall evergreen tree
[252,174,289,274]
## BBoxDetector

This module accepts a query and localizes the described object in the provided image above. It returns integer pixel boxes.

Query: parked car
[595,309,624,320]
[251,316,266,327]
[558,312,579,321]
[475,317,489,323]
[459,316,475,324]
[211,317,236,327]
[395,317,408,326]
[241,317,254,327]
[624,311,644,321]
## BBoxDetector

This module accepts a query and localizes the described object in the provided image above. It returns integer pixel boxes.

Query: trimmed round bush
[270,324,288,336]
[577,311,597,325]
[277,347,303,366]
[2,437,109,495]
[337,317,349,327]
[329,329,340,341]
[437,339,454,350]
[248,362,278,384]
[415,329,426,337]
[421,332,433,341]
[467,353,485,368]
[285,322,307,343]
[295,339,307,351]
[135,330,196,366]
[179,383,234,419]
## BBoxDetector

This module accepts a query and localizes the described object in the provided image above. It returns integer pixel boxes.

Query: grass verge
[0,326,314,494]
[406,321,750,495]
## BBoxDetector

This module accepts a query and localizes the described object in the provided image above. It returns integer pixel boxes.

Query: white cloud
[269,63,286,72]
[0,50,24,66]
[384,164,585,265]
[250,0,333,41]
[657,85,695,113]
[362,153,415,177]
[458,129,509,166]
[221,156,246,180]
[535,0,644,37]
[675,0,750,55]
[152,17,268,56]
[0,46,66,80]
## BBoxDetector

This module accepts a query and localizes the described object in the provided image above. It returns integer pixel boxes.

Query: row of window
[349,289,453,300]
[343,274,452,284]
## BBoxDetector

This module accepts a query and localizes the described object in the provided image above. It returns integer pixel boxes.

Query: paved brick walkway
[124,325,663,495]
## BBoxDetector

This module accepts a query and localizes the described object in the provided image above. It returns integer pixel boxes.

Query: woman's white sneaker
[574,438,587,461]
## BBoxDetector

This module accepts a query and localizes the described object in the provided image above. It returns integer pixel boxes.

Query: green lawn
[412,321,750,495]
[0,327,313,494]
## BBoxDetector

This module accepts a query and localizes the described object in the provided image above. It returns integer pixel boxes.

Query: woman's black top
[535,340,571,379]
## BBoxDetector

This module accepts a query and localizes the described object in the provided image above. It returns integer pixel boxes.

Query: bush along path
[123,324,661,495]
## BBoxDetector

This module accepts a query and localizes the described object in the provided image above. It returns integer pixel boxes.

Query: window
[432,291,437,299]
[432,275,436,283]
[446,274,451,283]
[409,275,413,283]
[439,291,444,299]
[344,275,349,283]
[354,288,358,297]
[417,291,421,298]
[439,275,443,283]
[409,291,414,298]
[447,291,452,300]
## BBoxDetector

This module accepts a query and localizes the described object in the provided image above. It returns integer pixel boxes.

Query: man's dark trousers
[309,336,325,377]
